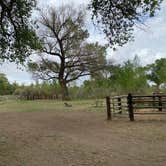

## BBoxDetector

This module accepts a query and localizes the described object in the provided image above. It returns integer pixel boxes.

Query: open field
[0,99,166,166]
[0,99,106,113]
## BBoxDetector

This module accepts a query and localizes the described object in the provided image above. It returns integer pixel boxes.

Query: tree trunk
[156,84,160,93]
[59,79,69,100]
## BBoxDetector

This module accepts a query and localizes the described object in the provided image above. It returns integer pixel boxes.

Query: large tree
[89,0,163,47]
[0,0,40,63]
[28,5,107,99]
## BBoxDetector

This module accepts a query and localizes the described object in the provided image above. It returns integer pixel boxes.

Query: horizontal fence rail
[106,93,166,121]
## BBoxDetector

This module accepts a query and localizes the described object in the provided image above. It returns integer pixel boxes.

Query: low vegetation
[1,57,166,100]
[0,97,105,113]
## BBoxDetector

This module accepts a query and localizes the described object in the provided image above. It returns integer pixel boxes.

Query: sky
[0,0,166,85]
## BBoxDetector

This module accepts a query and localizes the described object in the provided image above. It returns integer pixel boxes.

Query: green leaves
[0,0,41,63]
[89,0,163,47]
[146,58,166,89]
[0,73,15,95]
[106,57,148,93]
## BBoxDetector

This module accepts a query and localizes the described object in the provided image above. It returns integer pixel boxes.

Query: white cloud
[110,1,166,65]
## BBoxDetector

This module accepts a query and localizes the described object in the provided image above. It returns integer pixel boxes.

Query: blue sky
[0,0,166,85]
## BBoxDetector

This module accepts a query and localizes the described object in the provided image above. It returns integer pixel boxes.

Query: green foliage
[14,81,61,100]
[0,74,18,95]
[68,56,150,99]
[2,55,166,99]
[146,58,166,90]
[89,0,163,47]
[110,60,148,93]
[0,0,41,63]
[0,74,10,95]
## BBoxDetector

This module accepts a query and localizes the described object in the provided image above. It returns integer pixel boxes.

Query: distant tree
[89,0,163,47]
[81,79,112,98]
[109,57,148,93]
[10,81,19,94]
[0,0,41,63]
[0,73,11,95]
[28,5,107,99]
[14,80,60,100]
[146,58,166,91]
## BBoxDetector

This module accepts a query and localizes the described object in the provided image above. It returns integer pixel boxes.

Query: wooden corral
[106,93,166,121]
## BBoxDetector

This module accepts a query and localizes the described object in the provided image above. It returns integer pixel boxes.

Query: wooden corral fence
[106,93,166,121]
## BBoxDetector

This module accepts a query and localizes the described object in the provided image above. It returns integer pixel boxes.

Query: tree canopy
[146,58,166,91]
[0,0,41,63]
[0,73,18,95]
[89,0,163,47]
[28,5,107,99]
[110,59,148,93]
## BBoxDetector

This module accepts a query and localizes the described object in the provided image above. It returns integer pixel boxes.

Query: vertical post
[106,96,111,120]
[152,93,155,109]
[158,96,162,111]
[127,93,134,121]
[118,97,122,114]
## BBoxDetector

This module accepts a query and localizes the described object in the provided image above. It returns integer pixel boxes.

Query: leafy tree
[10,81,19,94]
[0,73,11,95]
[81,79,112,98]
[89,0,163,47]
[146,58,166,91]
[108,57,148,93]
[117,62,147,93]
[28,5,107,99]
[0,0,41,63]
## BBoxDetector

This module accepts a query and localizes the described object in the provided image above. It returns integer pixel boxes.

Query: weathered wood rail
[106,93,166,121]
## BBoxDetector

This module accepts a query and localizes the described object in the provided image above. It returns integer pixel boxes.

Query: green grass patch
[0,99,106,113]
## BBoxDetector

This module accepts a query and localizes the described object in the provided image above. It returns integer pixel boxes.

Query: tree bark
[59,79,69,100]
[156,84,160,93]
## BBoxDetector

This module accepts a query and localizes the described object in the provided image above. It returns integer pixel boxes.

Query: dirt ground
[0,111,166,166]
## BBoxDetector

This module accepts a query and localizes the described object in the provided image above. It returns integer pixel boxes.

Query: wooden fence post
[127,93,134,121]
[118,97,122,114]
[158,96,162,111]
[106,96,111,120]
[152,93,156,109]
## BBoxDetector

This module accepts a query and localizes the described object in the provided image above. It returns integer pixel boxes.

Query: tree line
[1,57,166,99]
[0,76,62,100]
[70,57,166,99]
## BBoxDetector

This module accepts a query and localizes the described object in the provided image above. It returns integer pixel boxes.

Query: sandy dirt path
[0,111,166,166]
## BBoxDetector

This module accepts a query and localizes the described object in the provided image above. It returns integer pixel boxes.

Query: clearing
[0,100,166,166]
